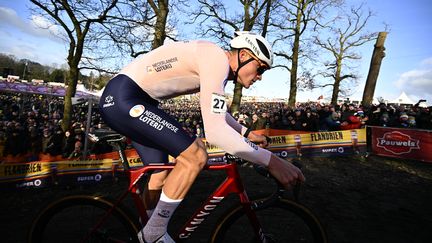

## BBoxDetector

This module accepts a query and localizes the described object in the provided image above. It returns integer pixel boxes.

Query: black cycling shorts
[99,74,195,163]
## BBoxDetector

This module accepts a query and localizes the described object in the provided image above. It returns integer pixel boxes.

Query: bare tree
[271,0,340,107]
[362,31,387,107]
[190,0,271,114]
[30,0,118,131]
[82,0,184,73]
[313,3,376,105]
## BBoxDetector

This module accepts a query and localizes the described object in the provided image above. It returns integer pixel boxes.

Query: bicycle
[28,131,327,243]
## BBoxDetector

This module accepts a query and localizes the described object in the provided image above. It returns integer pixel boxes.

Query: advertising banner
[370,126,432,162]
[53,159,117,186]
[203,128,367,162]
[0,128,367,188]
[0,162,54,189]
[0,80,94,98]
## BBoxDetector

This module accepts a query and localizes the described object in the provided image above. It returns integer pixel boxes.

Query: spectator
[250,113,265,130]
[321,111,344,131]
[303,108,320,132]
[317,105,332,129]
[62,130,76,157]
[394,112,410,128]
[68,134,83,159]
[3,128,25,156]
[41,128,54,154]
[269,113,284,129]
[379,112,391,127]
[341,103,356,122]
[291,109,305,131]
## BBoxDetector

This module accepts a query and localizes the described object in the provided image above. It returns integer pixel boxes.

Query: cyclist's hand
[247,132,269,148]
[267,155,305,190]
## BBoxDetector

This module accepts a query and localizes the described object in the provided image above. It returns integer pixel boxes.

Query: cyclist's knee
[177,138,208,172]
[148,170,169,189]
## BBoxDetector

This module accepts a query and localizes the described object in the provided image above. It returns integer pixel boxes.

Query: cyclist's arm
[197,44,271,167]
[225,112,248,136]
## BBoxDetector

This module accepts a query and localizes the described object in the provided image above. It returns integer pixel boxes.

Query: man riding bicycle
[99,31,305,243]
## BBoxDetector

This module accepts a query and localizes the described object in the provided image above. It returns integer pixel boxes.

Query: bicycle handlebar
[224,153,303,201]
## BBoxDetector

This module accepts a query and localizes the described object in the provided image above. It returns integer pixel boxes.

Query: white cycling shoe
[137,231,175,243]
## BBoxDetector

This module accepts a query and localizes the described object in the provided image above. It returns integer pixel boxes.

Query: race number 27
[211,93,227,114]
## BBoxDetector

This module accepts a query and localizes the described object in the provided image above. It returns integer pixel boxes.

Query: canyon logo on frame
[376,131,420,155]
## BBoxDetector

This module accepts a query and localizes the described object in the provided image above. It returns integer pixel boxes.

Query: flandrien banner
[370,126,432,163]
[204,128,367,162]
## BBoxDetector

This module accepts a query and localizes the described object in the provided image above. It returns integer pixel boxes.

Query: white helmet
[230,31,273,68]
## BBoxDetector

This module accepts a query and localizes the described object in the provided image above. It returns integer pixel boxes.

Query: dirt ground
[1,154,432,243]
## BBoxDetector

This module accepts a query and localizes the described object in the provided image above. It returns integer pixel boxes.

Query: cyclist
[99,31,305,243]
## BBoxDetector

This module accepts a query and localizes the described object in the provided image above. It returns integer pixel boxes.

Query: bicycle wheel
[211,198,327,243]
[28,195,139,243]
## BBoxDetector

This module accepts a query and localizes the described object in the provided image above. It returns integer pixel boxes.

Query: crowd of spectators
[1,92,431,163]
[233,100,432,132]
[0,93,104,161]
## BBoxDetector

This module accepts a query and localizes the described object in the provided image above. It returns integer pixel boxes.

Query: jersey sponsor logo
[146,66,155,74]
[152,57,178,72]
[136,109,180,133]
[129,105,145,117]
[211,93,227,114]
[103,95,115,108]
[244,137,259,150]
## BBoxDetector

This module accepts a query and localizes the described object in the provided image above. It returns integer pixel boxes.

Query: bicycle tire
[210,198,327,243]
[28,195,140,243]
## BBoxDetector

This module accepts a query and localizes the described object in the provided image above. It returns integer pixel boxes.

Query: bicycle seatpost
[106,136,130,171]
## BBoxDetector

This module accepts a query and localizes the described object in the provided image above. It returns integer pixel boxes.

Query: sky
[0,0,431,105]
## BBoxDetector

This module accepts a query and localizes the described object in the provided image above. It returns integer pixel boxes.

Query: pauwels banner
[370,126,432,162]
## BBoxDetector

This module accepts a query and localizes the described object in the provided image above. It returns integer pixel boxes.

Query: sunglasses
[244,50,269,75]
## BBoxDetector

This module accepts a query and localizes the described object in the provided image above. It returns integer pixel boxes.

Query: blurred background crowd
[1,92,431,162]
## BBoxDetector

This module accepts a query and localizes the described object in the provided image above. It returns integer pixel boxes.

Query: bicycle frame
[127,161,265,241]
[84,137,266,242]
[84,162,264,241]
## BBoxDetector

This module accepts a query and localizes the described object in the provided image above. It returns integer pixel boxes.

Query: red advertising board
[371,126,432,162]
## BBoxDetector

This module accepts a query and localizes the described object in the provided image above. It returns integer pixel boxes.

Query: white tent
[390,92,415,105]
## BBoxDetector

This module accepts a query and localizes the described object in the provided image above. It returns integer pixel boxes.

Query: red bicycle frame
[120,161,265,241]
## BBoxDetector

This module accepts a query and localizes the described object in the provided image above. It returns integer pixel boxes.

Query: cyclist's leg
[161,138,207,199]
[100,75,206,242]
[132,141,168,216]
[142,138,207,242]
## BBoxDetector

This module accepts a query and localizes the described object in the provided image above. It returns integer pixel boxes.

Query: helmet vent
[256,39,270,59]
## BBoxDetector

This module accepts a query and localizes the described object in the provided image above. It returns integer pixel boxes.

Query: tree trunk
[62,66,79,131]
[362,32,387,107]
[229,0,271,114]
[331,58,343,105]
[230,82,244,115]
[150,0,168,49]
[288,33,300,107]
[288,0,306,107]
